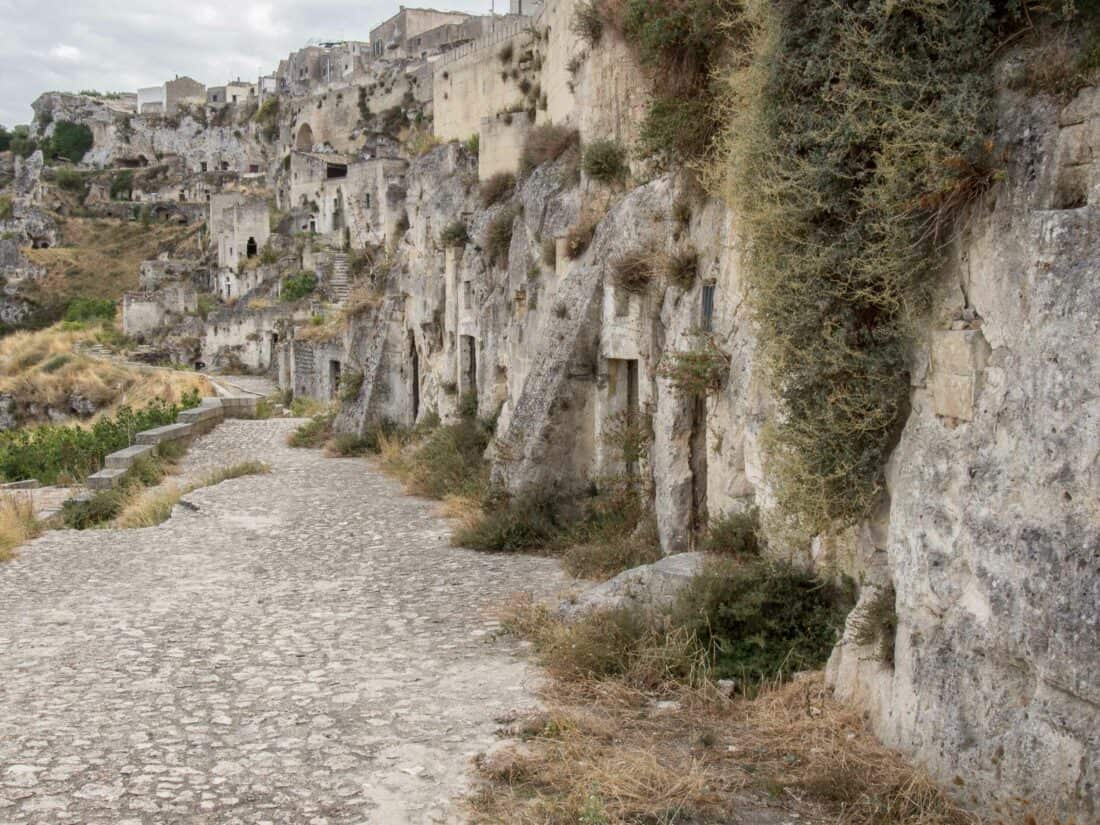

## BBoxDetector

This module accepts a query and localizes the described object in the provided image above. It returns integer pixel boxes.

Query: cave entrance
[329,360,342,399]
[409,331,420,423]
[460,335,477,403]
[246,237,258,258]
[606,358,640,476]
[690,394,708,539]
[296,123,314,151]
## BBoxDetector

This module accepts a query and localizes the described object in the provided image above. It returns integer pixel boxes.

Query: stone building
[137,76,206,115]
[369,7,473,58]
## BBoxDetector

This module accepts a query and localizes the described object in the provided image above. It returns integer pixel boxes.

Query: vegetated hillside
[22,216,202,310]
[0,323,212,429]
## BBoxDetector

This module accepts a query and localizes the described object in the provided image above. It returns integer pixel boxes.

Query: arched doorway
[295,123,314,151]
[246,237,258,258]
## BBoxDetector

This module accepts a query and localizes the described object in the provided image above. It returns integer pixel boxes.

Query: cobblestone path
[0,419,565,824]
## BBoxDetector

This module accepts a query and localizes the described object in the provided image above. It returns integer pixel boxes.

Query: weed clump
[288,412,334,448]
[675,557,852,685]
[582,140,627,183]
[611,248,654,293]
[663,246,698,290]
[520,124,580,176]
[656,332,728,396]
[440,220,469,248]
[700,508,762,557]
[850,583,899,666]
[485,205,520,268]
[479,172,516,207]
[339,369,364,403]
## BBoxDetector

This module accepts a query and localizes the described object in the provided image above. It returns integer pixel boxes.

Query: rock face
[829,87,1100,822]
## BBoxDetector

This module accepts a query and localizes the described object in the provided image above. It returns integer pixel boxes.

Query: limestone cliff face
[320,80,1099,818]
[829,86,1100,821]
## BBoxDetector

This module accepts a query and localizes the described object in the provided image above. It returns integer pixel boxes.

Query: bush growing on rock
[520,124,580,176]
[440,220,469,248]
[47,121,94,163]
[281,271,318,302]
[582,140,627,183]
[479,172,516,207]
[611,248,655,293]
[485,205,520,268]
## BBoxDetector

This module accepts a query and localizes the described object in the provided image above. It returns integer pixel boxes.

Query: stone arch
[295,123,314,151]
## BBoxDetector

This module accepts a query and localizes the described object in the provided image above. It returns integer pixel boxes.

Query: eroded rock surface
[0,418,564,824]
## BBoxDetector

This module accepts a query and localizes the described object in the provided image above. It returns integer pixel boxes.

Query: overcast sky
[0,0,495,127]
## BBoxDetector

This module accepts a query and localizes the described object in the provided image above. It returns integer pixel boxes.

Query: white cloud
[49,44,82,63]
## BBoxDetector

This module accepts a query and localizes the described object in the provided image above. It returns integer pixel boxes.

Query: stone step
[135,423,194,446]
[105,444,157,470]
[87,467,128,491]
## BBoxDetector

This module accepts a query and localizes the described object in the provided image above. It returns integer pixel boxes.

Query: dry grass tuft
[114,483,181,529]
[0,495,42,562]
[0,323,211,425]
[200,460,271,487]
[468,626,983,825]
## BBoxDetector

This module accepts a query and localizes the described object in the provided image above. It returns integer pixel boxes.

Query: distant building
[369,7,473,58]
[137,76,206,114]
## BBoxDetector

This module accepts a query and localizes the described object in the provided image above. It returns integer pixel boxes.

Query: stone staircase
[330,254,351,305]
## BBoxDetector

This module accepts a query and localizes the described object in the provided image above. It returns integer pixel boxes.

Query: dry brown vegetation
[0,324,212,424]
[24,216,202,306]
[468,599,982,825]
[0,495,42,562]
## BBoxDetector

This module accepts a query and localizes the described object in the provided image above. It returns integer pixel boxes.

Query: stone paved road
[0,419,565,824]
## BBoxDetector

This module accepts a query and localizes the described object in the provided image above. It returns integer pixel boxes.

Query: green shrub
[479,172,516,207]
[253,97,280,142]
[339,369,365,402]
[0,195,13,221]
[62,488,126,530]
[572,0,604,45]
[458,390,479,419]
[700,508,761,557]
[0,126,10,153]
[672,557,853,686]
[453,494,563,553]
[0,393,199,485]
[51,168,88,193]
[48,121,94,162]
[64,298,116,323]
[521,124,580,176]
[288,413,334,448]
[638,94,718,160]
[485,204,520,268]
[281,271,318,302]
[656,332,728,396]
[402,416,492,500]
[41,354,72,374]
[712,0,1036,533]
[109,170,133,201]
[582,140,627,183]
[441,220,469,247]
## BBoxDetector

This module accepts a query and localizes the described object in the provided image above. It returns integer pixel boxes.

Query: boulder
[558,552,706,620]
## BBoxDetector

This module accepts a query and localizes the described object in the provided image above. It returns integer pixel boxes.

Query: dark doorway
[460,335,477,400]
[246,237,258,258]
[409,331,420,423]
[690,395,708,538]
[329,360,342,399]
